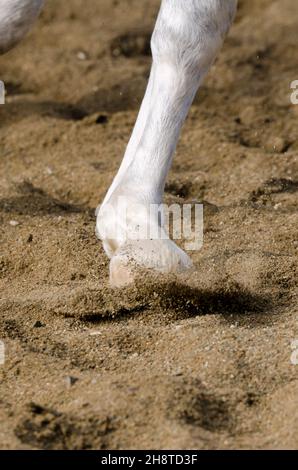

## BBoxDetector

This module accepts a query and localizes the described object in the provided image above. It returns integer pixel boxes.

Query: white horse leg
[0,0,44,54]
[97,0,237,287]
[0,0,237,287]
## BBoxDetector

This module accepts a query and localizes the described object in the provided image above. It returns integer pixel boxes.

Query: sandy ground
[0,0,297,450]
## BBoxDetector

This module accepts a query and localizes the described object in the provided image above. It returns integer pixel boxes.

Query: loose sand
[0,0,297,449]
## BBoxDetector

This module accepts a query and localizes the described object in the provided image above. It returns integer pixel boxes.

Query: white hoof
[109,239,193,288]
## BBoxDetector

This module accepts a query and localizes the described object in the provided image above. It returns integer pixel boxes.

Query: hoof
[109,239,193,288]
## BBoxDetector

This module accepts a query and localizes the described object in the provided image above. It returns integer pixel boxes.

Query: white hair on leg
[97,0,237,286]
[0,0,44,54]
